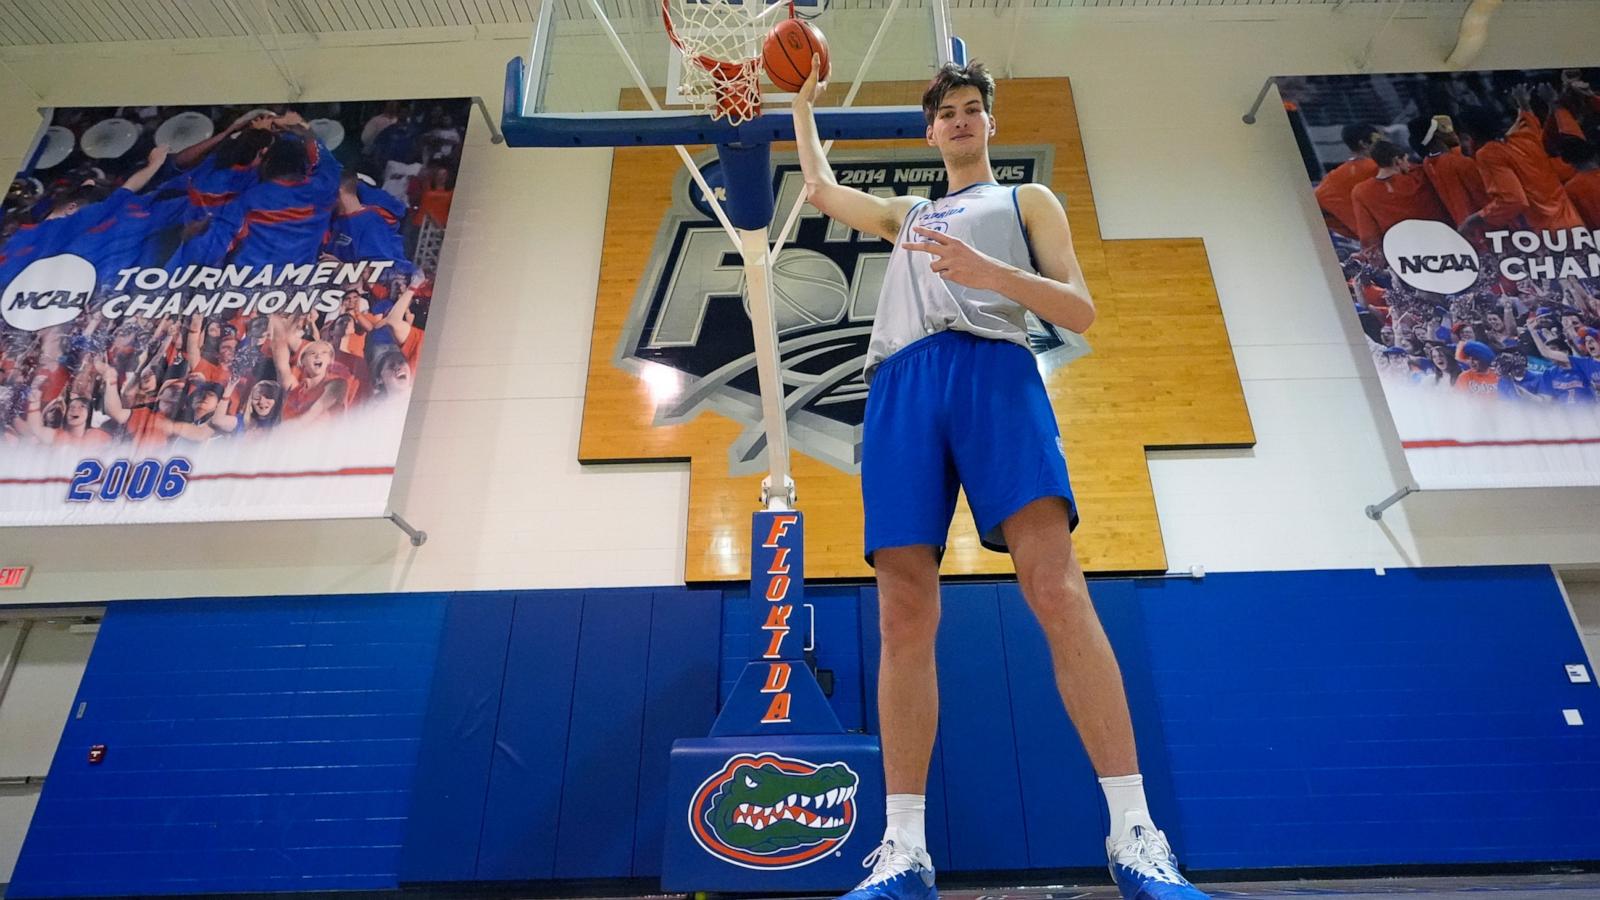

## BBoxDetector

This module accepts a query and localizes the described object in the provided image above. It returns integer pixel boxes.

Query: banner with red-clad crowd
[1283,67,1600,489]
[0,97,468,525]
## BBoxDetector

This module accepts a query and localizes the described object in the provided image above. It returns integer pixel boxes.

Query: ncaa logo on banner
[2,254,94,332]
[688,753,859,870]
[1382,219,1480,295]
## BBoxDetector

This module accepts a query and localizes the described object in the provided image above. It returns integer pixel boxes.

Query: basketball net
[662,0,792,125]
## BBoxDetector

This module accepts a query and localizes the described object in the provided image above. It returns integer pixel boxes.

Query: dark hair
[921,61,995,127]
[245,379,282,428]
[1556,134,1597,167]
[57,183,108,212]
[1454,105,1504,144]
[1405,116,1432,154]
[216,128,275,167]
[1370,141,1408,168]
[1341,123,1381,152]
[260,136,310,182]
[180,380,223,420]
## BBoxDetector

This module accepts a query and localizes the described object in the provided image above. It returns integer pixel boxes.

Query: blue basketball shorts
[861,329,1079,566]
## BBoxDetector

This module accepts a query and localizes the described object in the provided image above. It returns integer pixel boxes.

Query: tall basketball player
[792,61,1210,900]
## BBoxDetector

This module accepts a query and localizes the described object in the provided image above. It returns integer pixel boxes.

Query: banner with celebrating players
[1283,67,1600,489]
[0,97,469,525]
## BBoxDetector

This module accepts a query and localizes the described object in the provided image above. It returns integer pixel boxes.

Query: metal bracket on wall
[0,775,46,789]
[1241,77,1278,125]
[387,512,428,547]
[219,0,304,99]
[0,620,31,708]
[1365,485,1419,521]
[472,96,506,144]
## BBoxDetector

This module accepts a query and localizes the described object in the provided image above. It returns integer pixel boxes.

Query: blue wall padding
[859,585,955,870]
[933,584,1031,871]
[551,589,655,878]
[469,589,723,882]
[999,580,1120,868]
[10,593,447,898]
[472,590,585,880]
[400,592,515,882]
[1135,566,1600,870]
[632,590,722,877]
[1085,581,1183,858]
[14,566,1600,899]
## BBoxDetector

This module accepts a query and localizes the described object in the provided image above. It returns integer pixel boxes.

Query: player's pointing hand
[901,225,1004,290]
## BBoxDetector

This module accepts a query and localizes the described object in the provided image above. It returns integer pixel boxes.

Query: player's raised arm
[121,145,171,195]
[792,60,921,242]
[93,360,132,426]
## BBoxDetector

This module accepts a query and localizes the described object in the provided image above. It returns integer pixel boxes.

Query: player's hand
[901,225,1004,290]
[147,144,170,168]
[1536,82,1559,108]
[793,55,827,110]
[229,110,268,132]
[1509,83,1533,110]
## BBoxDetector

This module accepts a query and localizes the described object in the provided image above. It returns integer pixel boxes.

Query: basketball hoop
[662,0,793,124]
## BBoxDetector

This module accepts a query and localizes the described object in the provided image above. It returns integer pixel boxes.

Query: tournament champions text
[6,260,398,326]
[0,97,471,526]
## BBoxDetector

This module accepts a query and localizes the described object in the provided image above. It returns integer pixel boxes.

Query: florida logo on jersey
[616,147,1089,475]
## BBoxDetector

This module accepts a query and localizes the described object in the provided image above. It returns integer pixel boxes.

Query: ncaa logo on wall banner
[688,753,860,869]
[616,147,1090,476]
[1381,219,1481,295]
[1,255,94,332]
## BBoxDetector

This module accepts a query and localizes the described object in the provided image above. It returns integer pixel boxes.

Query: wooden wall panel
[579,78,1253,580]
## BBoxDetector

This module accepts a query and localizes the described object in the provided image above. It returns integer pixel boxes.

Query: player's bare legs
[1000,496,1137,777]
[841,543,942,900]
[873,544,943,795]
[1003,495,1208,900]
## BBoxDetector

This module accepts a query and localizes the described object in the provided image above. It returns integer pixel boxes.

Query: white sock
[1099,773,1154,842]
[884,793,928,855]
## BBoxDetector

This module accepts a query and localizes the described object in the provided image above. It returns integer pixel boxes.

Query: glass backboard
[504,0,954,147]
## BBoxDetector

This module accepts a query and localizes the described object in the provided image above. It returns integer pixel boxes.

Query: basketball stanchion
[501,0,956,888]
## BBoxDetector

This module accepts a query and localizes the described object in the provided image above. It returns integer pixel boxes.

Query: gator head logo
[688,753,859,869]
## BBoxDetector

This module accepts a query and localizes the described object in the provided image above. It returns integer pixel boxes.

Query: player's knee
[1021,574,1092,633]
[879,593,939,647]
[875,548,941,646]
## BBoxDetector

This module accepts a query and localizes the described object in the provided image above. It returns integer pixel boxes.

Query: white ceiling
[0,0,1554,47]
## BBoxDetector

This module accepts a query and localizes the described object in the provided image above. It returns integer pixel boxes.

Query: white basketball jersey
[864,182,1036,380]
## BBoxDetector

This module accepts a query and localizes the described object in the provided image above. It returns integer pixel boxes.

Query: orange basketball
[762,18,830,94]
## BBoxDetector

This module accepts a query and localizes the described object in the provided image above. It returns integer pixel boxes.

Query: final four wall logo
[688,753,860,869]
[617,147,1090,475]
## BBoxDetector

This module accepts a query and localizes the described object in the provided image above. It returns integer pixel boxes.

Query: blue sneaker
[1107,824,1210,900]
[837,839,937,900]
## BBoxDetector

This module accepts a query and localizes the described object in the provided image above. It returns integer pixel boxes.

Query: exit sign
[0,566,29,589]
